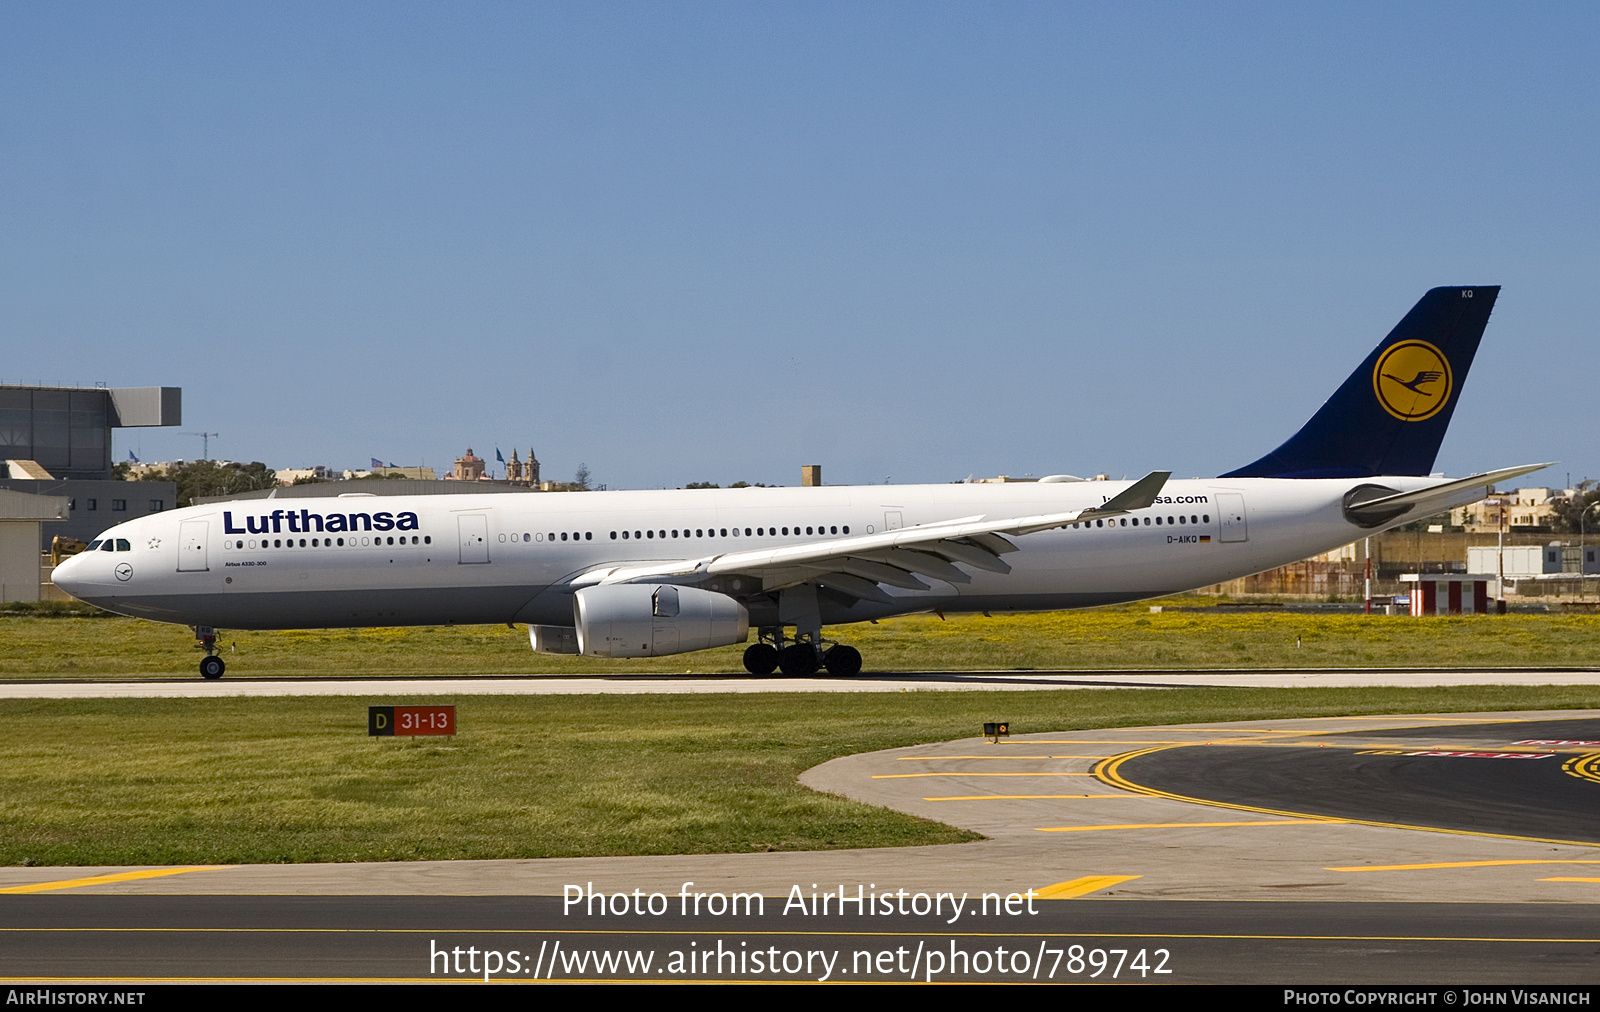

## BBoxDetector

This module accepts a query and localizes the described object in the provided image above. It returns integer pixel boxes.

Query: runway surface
[1,666,1597,697]
[6,708,1600,983]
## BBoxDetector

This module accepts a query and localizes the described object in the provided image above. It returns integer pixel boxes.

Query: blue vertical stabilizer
[1221,286,1498,479]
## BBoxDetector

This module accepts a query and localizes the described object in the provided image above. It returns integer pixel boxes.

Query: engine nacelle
[574,584,749,658]
[529,624,580,654]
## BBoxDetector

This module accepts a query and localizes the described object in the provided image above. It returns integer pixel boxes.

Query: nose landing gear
[195,626,226,679]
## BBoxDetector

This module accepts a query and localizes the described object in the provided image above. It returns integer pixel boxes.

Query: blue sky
[4,3,1596,489]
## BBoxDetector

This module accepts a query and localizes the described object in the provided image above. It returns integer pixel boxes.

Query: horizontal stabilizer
[1344,462,1553,527]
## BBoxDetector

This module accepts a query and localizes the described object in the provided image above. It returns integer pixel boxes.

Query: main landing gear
[742,632,863,677]
[195,626,226,680]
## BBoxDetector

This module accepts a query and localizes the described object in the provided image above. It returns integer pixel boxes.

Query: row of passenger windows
[1075,514,1209,529]
[492,525,854,544]
[224,536,432,549]
[611,524,849,541]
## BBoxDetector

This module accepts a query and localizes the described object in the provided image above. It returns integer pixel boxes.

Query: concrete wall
[0,522,43,601]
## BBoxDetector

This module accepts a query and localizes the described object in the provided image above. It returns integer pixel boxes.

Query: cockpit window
[116,539,131,551]
[100,540,114,552]
[86,540,102,551]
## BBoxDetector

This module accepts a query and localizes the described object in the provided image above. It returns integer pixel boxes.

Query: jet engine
[573,584,749,658]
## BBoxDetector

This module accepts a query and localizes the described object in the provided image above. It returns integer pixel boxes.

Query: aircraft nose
[51,552,94,601]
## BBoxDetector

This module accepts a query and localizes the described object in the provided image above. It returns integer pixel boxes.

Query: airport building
[0,384,181,552]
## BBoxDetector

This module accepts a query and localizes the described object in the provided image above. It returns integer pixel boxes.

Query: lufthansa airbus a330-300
[55,287,1547,679]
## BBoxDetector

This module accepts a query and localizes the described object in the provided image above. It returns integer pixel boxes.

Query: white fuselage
[52,474,1464,635]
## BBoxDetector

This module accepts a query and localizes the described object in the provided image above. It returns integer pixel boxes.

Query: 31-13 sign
[368,705,456,737]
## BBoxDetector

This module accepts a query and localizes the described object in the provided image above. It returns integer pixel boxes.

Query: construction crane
[183,433,220,459]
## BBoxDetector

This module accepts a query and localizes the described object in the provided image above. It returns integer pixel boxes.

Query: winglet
[1089,470,1171,514]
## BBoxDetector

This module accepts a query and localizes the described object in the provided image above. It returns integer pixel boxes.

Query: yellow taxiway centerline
[1034,875,1142,898]
[0,867,223,894]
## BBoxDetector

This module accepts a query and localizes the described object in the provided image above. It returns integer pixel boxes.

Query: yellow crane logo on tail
[1373,340,1452,421]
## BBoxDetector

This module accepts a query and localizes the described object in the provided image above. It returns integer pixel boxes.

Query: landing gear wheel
[199,655,226,680]
[778,643,819,677]
[824,644,862,677]
[742,643,779,675]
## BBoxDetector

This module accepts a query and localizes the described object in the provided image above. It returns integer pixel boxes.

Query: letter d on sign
[368,706,394,736]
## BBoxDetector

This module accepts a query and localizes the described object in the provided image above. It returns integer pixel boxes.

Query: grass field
[3,605,1594,866]
[3,685,1600,866]
[0,603,1595,678]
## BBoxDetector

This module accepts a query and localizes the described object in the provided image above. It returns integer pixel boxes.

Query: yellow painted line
[1037,819,1338,833]
[999,739,1262,744]
[1016,733,1307,742]
[1541,877,1600,883]
[1562,754,1600,785]
[872,772,1097,779]
[1095,745,1600,849]
[1035,875,1142,899]
[1330,860,1600,873]
[0,867,223,894]
[896,755,1116,760]
[925,794,1127,801]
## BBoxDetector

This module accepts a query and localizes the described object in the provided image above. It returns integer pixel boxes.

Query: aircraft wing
[570,471,1171,600]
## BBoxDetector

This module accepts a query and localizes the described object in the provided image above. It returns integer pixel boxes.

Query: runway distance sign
[368,705,456,737]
